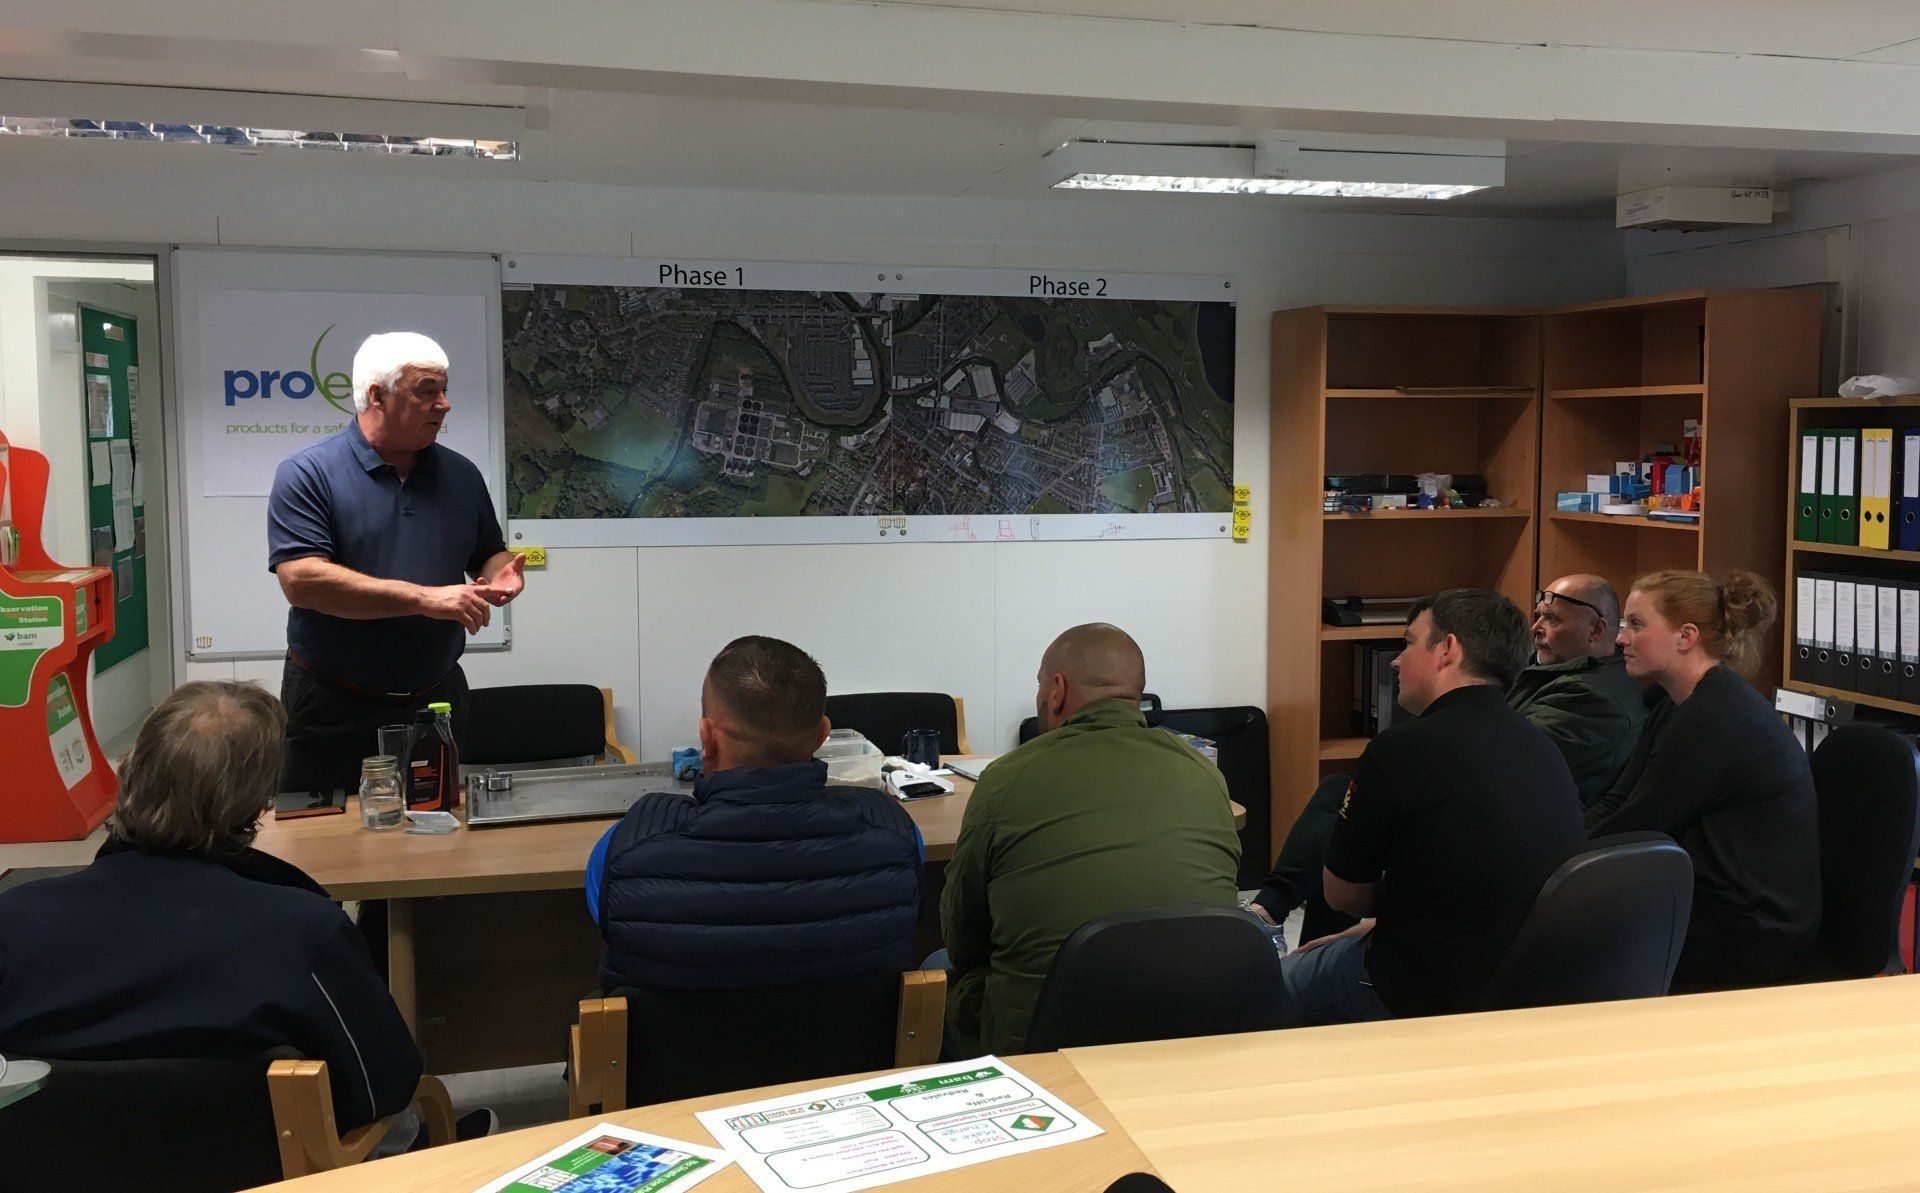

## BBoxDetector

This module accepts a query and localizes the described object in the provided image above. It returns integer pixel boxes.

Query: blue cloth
[593,760,924,990]
[1279,933,1394,1028]
[267,420,505,692]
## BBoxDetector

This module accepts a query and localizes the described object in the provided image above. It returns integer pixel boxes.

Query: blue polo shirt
[267,421,505,693]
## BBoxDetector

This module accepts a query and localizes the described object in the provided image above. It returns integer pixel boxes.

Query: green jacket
[1507,654,1647,808]
[940,698,1241,1057]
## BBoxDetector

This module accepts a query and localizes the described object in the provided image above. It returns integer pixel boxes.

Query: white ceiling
[851,0,1920,61]
[1,0,1918,217]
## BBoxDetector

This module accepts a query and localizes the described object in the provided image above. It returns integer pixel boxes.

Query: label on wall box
[0,595,64,708]
[46,673,93,789]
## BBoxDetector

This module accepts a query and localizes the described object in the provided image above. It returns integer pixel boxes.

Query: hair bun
[1720,571,1778,635]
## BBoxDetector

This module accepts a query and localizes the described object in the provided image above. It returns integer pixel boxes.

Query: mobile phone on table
[272,788,347,819]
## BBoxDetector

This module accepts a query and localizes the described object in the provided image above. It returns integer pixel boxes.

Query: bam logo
[222,326,355,413]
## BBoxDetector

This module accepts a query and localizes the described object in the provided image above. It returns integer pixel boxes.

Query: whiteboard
[170,249,507,658]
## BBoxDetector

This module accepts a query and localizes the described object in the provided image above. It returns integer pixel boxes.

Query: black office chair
[459,683,636,767]
[1024,905,1289,1051]
[825,692,971,757]
[569,969,945,1113]
[1808,724,1920,978]
[1478,831,1693,1012]
[1,1051,453,1190]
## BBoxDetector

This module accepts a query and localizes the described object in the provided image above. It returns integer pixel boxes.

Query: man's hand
[477,553,526,608]
[1247,902,1277,927]
[417,584,492,634]
[1292,917,1375,956]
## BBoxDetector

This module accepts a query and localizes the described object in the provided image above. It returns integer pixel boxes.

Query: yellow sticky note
[510,545,548,568]
[1232,484,1252,506]
[1231,507,1253,541]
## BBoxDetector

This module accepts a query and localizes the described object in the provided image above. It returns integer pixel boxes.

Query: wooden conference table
[251,760,1243,1071]
[271,975,1920,1191]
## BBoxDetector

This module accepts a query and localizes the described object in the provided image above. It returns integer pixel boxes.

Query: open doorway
[0,254,169,753]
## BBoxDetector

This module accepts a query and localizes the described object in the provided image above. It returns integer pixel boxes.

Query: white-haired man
[267,331,524,791]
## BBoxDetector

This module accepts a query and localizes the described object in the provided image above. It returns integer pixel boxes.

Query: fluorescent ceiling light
[1045,135,1503,199]
[1056,175,1488,199]
[0,116,518,160]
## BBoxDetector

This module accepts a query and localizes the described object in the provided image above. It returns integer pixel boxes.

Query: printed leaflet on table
[695,1056,1103,1193]
[472,1122,731,1193]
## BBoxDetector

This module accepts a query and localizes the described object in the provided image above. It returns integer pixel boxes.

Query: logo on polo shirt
[222,325,355,415]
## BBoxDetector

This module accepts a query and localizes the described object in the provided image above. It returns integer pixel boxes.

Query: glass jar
[359,755,404,831]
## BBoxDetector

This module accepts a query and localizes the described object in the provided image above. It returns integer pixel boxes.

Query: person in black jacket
[1588,570,1821,989]
[0,681,422,1132]
[585,636,923,990]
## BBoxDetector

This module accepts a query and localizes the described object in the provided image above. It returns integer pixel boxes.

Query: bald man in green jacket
[940,624,1241,1058]
[1511,575,1648,807]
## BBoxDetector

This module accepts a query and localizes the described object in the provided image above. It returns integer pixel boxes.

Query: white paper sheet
[109,441,133,497]
[89,441,111,483]
[472,1121,732,1193]
[696,1057,1103,1193]
[112,496,134,552]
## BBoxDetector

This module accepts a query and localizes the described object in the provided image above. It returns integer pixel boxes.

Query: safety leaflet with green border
[695,1056,1103,1193]
[46,673,93,789]
[0,594,63,708]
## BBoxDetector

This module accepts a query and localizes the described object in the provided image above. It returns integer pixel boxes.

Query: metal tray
[464,762,694,828]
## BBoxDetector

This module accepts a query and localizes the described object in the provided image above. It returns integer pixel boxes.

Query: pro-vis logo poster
[197,289,491,496]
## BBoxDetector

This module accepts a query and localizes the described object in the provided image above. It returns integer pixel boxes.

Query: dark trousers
[278,657,471,794]
[278,657,470,980]
[1254,773,1360,944]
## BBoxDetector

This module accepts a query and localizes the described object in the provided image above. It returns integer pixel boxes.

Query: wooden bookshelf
[1539,289,1822,693]
[1269,305,1540,854]
[1781,395,1920,713]
[1268,290,1824,850]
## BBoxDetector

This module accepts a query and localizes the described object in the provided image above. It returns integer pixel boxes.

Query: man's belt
[288,652,453,703]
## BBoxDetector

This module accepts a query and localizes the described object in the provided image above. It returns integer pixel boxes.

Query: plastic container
[405,702,461,811]
[814,728,883,786]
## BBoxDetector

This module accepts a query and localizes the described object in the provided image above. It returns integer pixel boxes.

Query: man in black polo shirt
[267,331,524,792]
[1279,588,1584,1025]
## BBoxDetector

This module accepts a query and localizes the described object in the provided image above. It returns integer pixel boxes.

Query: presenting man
[267,331,523,792]
[1511,574,1647,807]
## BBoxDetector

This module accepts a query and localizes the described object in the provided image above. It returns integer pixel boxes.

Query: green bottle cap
[427,701,452,714]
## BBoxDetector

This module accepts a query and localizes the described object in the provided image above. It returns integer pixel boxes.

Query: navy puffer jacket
[596,760,923,990]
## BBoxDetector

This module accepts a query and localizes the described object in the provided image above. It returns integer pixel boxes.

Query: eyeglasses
[1535,589,1604,617]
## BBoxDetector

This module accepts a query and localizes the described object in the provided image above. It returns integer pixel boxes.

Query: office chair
[1478,831,1693,1012]
[1,1051,453,1190]
[1024,905,1289,1051]
[459,683,637,767]
[570,969,945,1114]
[1808,724,1920,978]
[824,692,972,757]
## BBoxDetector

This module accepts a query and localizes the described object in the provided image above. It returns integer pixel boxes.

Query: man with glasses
[1510,574,1647,807]
[1249,575,1646,932]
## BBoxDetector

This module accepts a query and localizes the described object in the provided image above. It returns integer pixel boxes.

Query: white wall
[0,257,169,746]
[1623,161,1920,389]
[0,161,1624,754]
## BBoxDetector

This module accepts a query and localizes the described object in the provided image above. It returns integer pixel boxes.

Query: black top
[267,420,505,692]
[1326,683,1586,1017]
[1587,663,1821,988]
[0,846,420,1130]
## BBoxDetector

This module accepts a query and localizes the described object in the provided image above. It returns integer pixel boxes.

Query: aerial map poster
[501,256,1236,546]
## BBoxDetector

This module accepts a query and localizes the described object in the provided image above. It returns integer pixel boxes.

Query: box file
[1863,428,1894,549]
[1796,432,1821,542]
[1835,578,1857,687]
[1836,429,1861,546]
